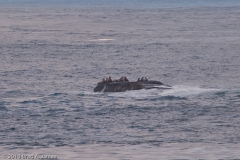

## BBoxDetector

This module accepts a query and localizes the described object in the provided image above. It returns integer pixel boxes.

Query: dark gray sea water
[1,1,240,159]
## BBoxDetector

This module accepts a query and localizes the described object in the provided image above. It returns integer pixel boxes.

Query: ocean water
[1,0,240,8]
[1,1,240,160]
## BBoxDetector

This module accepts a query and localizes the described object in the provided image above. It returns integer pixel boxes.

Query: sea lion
[119,76,123,81]
[123,76,129,81]
[106,77,109,82]
[102,78,106,83]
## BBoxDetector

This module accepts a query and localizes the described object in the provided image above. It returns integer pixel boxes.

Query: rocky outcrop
[94,79,169,92]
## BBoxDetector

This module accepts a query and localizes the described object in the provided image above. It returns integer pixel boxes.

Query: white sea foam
[159,85,221,97]
[88,39,115,42]
[108,89,157,99]
[108,85,220,99]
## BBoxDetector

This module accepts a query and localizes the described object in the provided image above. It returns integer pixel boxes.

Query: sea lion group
[137,77,148,82]
[98,76,129,84]
[97,76,149,84]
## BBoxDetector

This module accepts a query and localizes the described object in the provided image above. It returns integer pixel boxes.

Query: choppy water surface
[1,0,240,8]
[0,3,240,160]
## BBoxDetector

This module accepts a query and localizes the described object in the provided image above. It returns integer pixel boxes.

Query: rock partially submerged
[94,77,171,92]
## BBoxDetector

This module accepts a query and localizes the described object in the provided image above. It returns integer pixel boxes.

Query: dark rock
[93,80,170,92]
